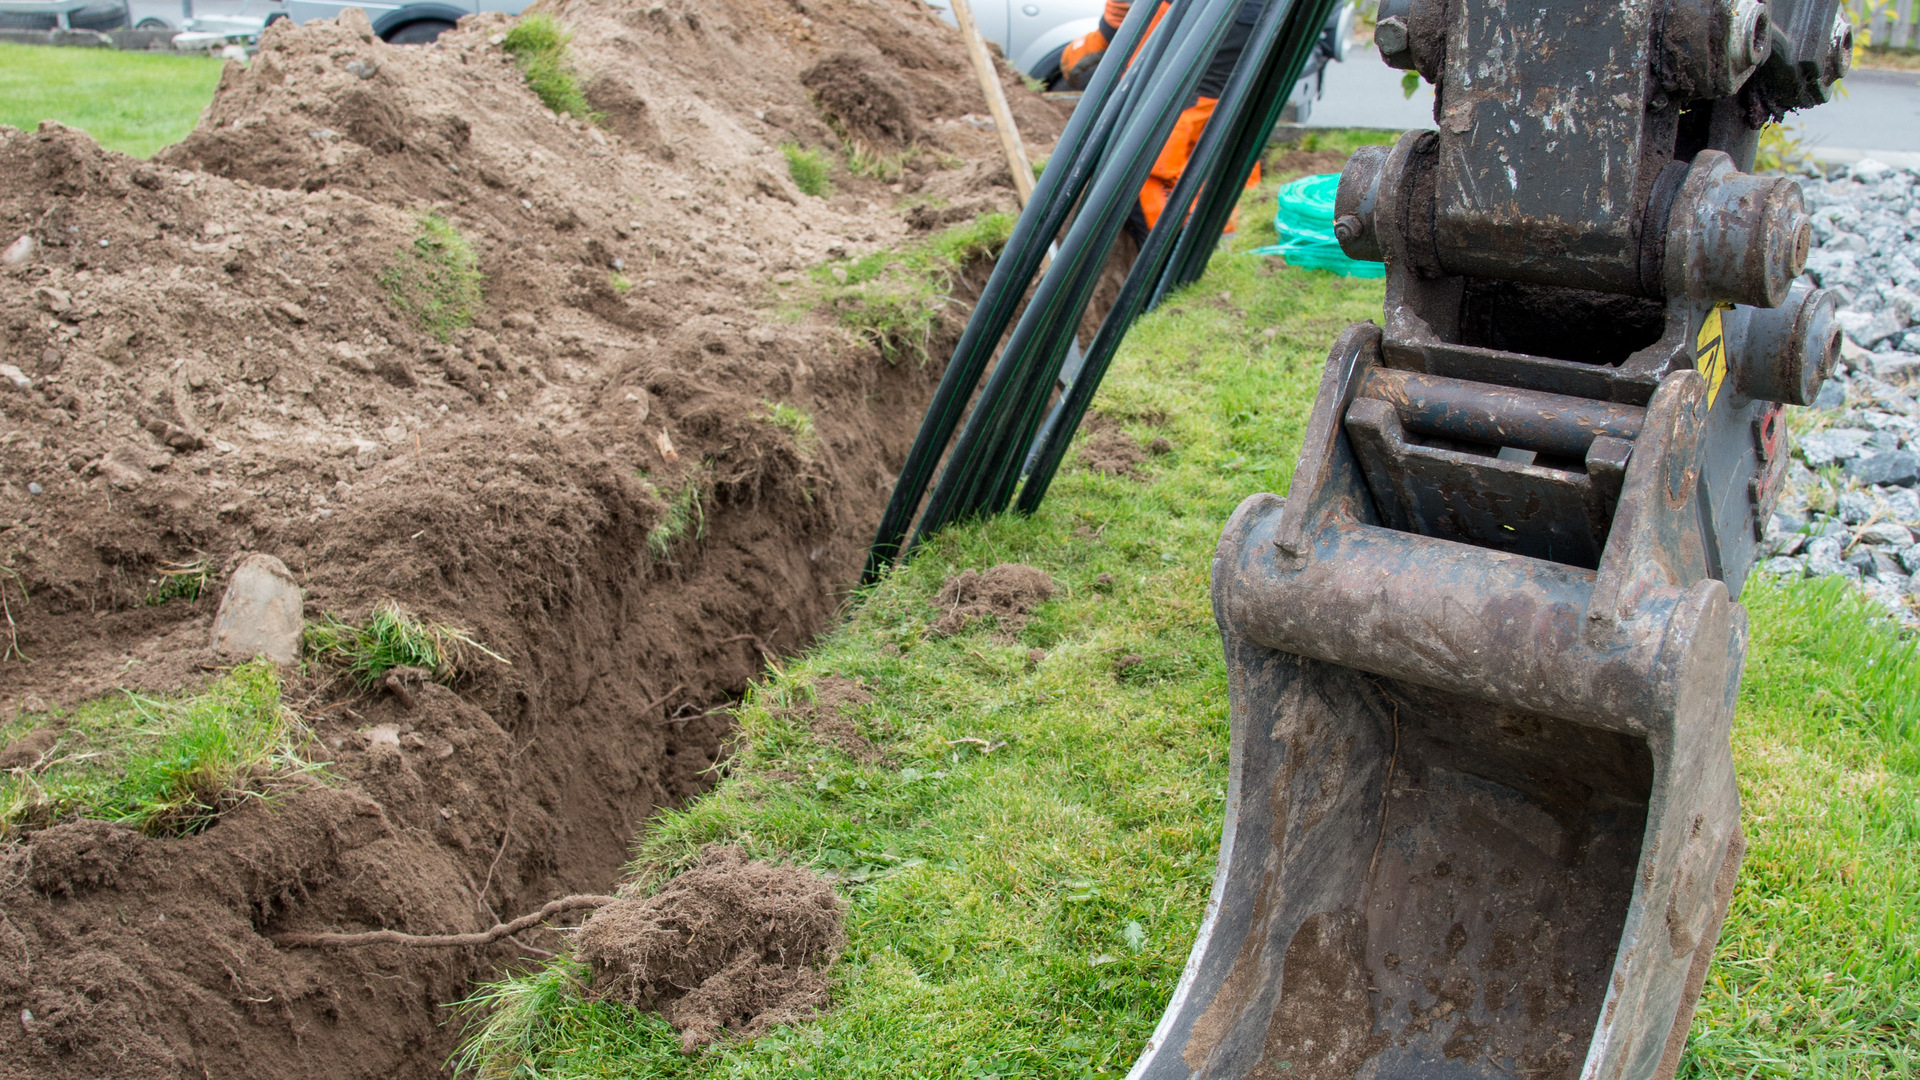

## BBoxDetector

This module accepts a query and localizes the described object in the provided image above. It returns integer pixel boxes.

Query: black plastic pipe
[1018,0,1323,513]
[912,0,1246,543]
[860,0,1165,582]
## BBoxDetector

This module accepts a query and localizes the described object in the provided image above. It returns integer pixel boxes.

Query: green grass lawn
[0,43,223,158]
[1,661,316,837]
[452,137,1919,1078]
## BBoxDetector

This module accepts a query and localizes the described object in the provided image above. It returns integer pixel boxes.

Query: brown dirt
[929,562,1055,636]
[0,0,1068,1076]
[1079,421,1149,479]
[577,844,845,1053]
[795,673,878,762]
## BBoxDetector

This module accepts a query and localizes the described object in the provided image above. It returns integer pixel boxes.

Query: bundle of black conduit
[863,0,1346,582]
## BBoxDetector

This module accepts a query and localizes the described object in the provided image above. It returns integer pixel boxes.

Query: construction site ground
[0,10,1915,1080]
[456,140,1920,1078]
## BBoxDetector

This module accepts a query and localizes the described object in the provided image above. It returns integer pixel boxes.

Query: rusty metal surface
[1356,367,1647,458]
[1129,1,1848,1076]
[1131,348,1746,1080]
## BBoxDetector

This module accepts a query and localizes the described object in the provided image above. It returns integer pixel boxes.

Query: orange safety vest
[1061,1,1261,233]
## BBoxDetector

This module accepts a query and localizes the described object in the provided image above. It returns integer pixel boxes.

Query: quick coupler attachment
[1129,326,1747,1080]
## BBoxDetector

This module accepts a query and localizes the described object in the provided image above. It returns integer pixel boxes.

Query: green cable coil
[1251,172,1384,278]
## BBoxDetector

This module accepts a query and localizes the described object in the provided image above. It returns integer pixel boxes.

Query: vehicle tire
[382,17,456,44]
[134,17,170,28]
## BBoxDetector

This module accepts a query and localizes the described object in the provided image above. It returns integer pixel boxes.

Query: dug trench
[0,0,1072,1075]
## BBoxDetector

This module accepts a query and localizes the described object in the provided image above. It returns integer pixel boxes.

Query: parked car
[0,0,130,31]
[286,0,517,43]
[122,0,286,34]
[920,0,1354,120]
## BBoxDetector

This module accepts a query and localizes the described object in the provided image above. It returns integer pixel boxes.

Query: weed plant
[500,14,597,121]
[380,214,484,342]
[845,144,916,183]
[304,600,503,688]
[457,135,1917,1078]
[0,661,317,837]
[814,214,1014,363]
[1,564,26,663]
[783,143,834,198]
[1755,122,1809,174]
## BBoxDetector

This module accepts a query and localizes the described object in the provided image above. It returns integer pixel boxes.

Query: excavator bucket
[1120,0,1851,1073]
[863,0,1850,1067]
[1129,328,1751,1079]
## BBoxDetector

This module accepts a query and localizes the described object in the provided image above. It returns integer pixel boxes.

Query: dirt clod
[797,674,879,763]
[0,728,56,770]
[801,52,922,150]
[1080,425,1149,479]
[931,563,1055,636]
[577,845,846,1053]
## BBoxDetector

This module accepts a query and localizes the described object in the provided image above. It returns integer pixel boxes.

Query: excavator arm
[868,0,1850,1072]
[1131,1,1849,1077]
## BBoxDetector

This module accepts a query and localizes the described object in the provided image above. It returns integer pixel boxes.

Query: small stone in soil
[209,554,305,664]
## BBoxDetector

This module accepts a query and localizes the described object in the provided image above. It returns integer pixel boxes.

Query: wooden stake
[948,0,1036,206]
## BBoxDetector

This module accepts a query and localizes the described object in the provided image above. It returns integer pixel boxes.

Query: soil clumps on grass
[0,0,1068,1075]
[577,845,846,1053]
[797,674,879,762]
[1080,422,1151,479]
[931,563,1056,636]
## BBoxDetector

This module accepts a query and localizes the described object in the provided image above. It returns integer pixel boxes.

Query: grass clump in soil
[304,600,503,689]
[845,144,919,183]
[814,213,1013,363]
[0,661,316,837]
[646,479,709,559]
[380,213,484,342]
[456,135,1916,1077]
[761,401,818,455]
[500,13,597,122]
[783,143,834,198]
[143,557,211,607]
[0,42,223,158]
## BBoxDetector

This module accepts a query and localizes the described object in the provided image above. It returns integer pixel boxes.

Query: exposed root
[274,894,618,950]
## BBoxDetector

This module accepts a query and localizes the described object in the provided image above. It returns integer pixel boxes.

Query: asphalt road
[1305,46,1920,169]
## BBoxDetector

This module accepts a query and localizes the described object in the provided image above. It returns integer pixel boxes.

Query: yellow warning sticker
[1695,306,1728,408]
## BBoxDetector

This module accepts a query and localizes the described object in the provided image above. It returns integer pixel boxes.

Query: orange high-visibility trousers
[1137,97,1262,234]
[1061,2,1262,235]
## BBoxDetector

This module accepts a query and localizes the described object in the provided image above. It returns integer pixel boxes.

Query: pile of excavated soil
[0,0,1066,1075]
[577,844,845,1053]
[930,562,1055,636]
